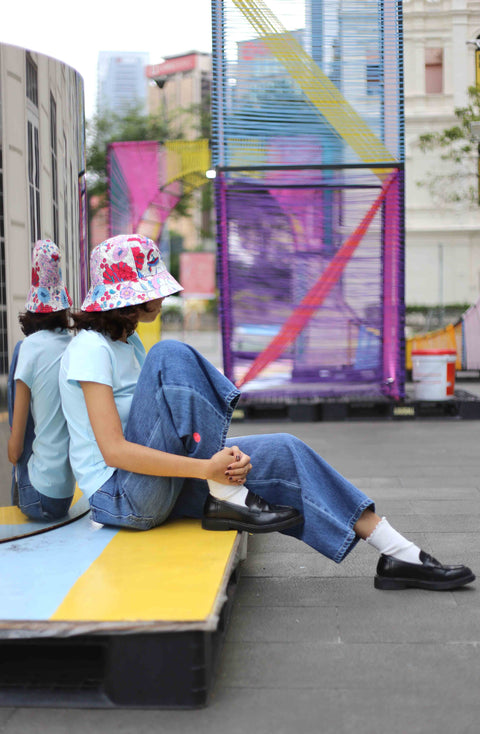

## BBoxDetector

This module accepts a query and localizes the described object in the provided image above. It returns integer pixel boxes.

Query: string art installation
[212,0,405,401]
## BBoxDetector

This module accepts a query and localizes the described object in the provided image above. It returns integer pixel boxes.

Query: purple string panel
[217,167,404,399]
[212,0,405,402]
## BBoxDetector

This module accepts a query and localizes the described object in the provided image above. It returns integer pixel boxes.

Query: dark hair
[72,303,153,341]
[19,310,71,336]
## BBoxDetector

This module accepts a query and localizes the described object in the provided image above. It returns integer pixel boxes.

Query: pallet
[0,512,246,708]
[232,388,480,422]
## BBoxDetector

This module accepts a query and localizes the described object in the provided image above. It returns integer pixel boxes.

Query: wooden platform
[0,504,245,708]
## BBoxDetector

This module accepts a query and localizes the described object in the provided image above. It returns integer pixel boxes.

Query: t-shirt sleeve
[14,339,35,388]
[64,333,114,387]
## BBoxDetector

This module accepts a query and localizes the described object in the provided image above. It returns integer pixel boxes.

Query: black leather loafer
[374,550,475,590]
[202,491,303,533]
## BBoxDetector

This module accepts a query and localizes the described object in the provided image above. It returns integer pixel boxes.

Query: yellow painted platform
[52,520,241,625]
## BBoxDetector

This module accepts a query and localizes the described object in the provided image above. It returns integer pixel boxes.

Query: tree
[86,103,213,225]
[86,104,182,203]
[416,85,480,207]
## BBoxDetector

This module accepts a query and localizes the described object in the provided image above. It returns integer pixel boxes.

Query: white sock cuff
[366,517,414,556]
[207,479,249,506]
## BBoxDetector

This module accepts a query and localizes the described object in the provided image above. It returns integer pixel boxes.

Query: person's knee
[44,506,70,520]
[148,339,196,368]
[273,433,303,451]
[18,501,66,522]
[39,495,72,520]
[150,339,191,357]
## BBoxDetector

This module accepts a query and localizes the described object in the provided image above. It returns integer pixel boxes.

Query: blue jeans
[90,340,374,563]
[8,340,73,521]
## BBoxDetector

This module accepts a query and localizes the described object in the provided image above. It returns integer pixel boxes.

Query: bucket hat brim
[81,234,183,312]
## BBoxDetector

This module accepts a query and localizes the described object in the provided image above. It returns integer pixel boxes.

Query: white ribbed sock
[207,480,249,507]
[365,517,422,564]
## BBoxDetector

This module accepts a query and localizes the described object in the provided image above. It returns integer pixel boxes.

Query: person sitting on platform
[59,234,475,591]
[8,239,76,520]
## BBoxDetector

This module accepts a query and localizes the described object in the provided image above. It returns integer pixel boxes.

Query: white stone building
[0,43,87,374]
[404,0,480,306]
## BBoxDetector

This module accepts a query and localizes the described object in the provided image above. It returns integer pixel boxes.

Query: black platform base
[0,570,238,709]
[233,389,480,422]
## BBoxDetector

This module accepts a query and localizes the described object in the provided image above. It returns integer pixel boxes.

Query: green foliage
[167,231,184,281]
[199,181,214,239]
[418,86,480,151]
[183,97,211,139]
[416,86,480,206]
[86,100,213,241]
[86,104,183,202]
[405,304,470,314]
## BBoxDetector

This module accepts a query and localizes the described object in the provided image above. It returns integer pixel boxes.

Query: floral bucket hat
[25,239,73,313]
[81,234,183,312]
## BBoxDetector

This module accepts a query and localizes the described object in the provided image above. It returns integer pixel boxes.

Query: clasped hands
[206,446,252,485]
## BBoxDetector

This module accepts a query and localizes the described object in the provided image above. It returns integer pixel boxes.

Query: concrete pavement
[1,330,479,733]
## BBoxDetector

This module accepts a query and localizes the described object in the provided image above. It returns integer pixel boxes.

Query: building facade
[0,43,87,375]
[146,51,211,139]
[404,0,480,306]
[146,52,213,252]
[96,51,149,116]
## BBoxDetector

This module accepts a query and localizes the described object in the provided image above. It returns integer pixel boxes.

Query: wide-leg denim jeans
[90,340,374,563]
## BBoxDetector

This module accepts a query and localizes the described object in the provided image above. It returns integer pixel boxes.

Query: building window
[366,63,381,96]
[63,133,70,287]
[27,52,41,244]
[0,148,3,244]
[27,120,41,243]
[26,53,38,107]
[0,150,8,374]
[425,47,443,94]
[50,94,59,244]
[0,145,7,374]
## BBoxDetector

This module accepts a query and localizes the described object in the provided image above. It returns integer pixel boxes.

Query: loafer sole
[202,513,303,534]
[374,571,476,591]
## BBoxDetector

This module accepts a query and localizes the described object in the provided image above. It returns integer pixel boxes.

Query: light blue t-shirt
[59,329,146,498]
[15,329,75,498]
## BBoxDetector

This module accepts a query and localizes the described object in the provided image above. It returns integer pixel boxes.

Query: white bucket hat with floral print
[25,239,73,313]
[81,234,183,312]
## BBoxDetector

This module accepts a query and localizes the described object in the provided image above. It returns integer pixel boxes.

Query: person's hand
[7,434,23,465]
[205,446,252,485]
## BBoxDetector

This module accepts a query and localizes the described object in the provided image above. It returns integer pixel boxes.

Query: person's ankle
[365,517,422,565]
[207,480,249,507]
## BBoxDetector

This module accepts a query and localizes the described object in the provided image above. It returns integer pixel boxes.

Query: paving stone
[246,532,318,554]
[414,499,480,514]
[241,549,376,578]
[235,576,457,609]
[339,687,479,734]
[0,710,15,729]
[373,513,480,533]
[217,639,480,691]
[364,485,480,500]
[344,476,403,489]
[423,532,480,556]
[227,603,340,643]
[338,603,480,643]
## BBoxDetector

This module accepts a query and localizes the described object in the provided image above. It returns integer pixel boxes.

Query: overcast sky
[1,0,213,118]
